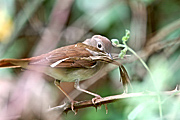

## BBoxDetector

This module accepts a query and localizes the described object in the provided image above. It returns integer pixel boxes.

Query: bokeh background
[0,0,180,119]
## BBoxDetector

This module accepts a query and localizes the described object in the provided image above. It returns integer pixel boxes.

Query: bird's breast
[45,62,104,82]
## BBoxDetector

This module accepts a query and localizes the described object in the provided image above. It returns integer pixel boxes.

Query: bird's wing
[28,43,99,68]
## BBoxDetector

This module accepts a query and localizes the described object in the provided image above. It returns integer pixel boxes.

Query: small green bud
[122,30,130,42]
[126,29,130,36]
[111,39,119,46]
[126,29,130,34]
[122,36,127,41]
[119,53,124,59]
[122,47,127,54]
[119,47,127,59]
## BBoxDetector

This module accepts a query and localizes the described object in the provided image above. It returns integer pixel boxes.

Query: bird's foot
[92,95,101,104]
[92,95,108,114]
[70,100,78,115]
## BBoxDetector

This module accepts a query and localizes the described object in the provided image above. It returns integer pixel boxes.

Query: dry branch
[147,18,180,45]
[48,87,180,114]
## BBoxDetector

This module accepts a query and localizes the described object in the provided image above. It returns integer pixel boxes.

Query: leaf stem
[124,41,163,119]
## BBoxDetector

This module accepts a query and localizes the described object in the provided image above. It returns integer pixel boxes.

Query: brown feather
[0,43,105,69]
[28,43,99,68]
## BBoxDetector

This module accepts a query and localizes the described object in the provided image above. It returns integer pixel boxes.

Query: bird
[0,35,130,113]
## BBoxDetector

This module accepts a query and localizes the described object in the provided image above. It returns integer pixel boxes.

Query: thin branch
[33,0,73,56]
[0,0,44,57]
[147,18,180,45]
[48,88,180,114]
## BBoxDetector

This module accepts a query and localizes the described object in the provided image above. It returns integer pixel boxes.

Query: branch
[147,18,180,45]
[0,0,44,57]
[48,87,180,114]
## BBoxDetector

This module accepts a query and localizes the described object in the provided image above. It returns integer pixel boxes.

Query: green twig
[124,41,163,119]
[111,30,163,119]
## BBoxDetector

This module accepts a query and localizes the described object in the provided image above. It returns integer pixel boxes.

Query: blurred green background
[0,0,180,120]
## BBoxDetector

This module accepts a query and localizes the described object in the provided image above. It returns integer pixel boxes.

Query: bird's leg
[74,79,108,114]
[74,79,101,102]
[54,80,78,114]
[54,80,73,101]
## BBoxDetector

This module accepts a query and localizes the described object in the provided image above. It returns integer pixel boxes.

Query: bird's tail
[0,59,29,68]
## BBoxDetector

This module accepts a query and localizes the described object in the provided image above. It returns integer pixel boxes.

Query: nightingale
[0,35,129,112]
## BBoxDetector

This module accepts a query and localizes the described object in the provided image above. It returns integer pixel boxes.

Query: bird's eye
[97,43,102,48]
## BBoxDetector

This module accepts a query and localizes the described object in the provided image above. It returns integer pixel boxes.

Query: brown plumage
[0,35,113,81]
[0,42,111,69]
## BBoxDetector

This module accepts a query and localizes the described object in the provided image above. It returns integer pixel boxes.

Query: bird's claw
[92,95,102,104]
[70,101,78,115]
[91,95,108,114]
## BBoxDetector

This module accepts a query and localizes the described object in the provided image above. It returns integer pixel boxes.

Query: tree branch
[48,87,180,114]
[147,18,180,45]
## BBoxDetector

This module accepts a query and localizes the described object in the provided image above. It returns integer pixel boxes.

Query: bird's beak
[108,53,113,60]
